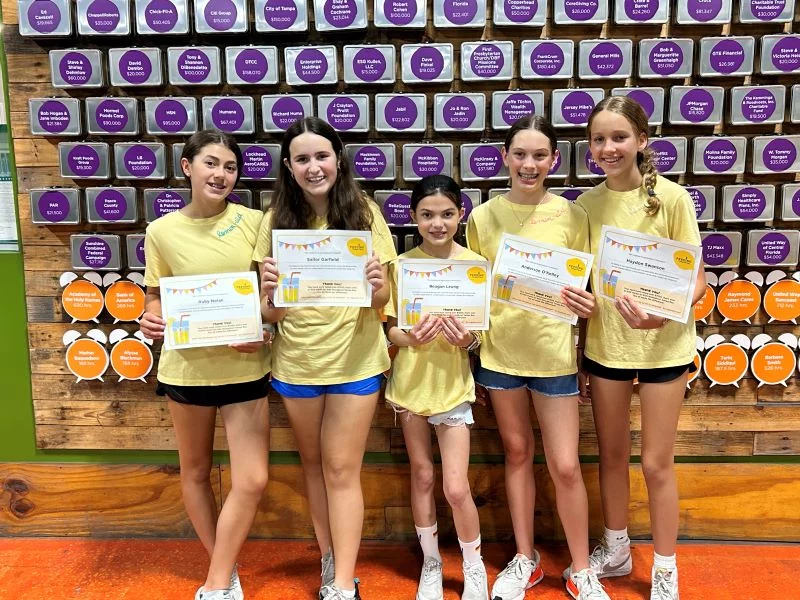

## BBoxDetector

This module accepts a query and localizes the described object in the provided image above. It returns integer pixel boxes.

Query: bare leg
[400,413,437,528]
[436,424,480,543]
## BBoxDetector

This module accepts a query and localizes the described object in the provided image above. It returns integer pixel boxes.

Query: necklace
[507,194,547,227]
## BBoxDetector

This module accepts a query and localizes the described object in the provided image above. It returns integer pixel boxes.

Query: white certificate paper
[597,225,701,323]
[397,259,491,330]
[272,230,373,307]
[491,233,594,325]
[160,272,263,350]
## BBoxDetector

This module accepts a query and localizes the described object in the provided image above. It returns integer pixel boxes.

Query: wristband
[462,332,480,352]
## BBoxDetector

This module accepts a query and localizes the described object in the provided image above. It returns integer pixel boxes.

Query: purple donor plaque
[295,49,328,84]
[648,41,683,76]
[530,43,565,77]
[470,44,504,78]
[649,140,678,172]
[242,147,272,179]
[749,0,787,20]
[59,52,93,86]
[443,96,477,130]
[95,99,129,133]
[687,188,706,218]
[144,0,180,32]
[95,189,128,221]
[791,188,800,218]
[686,0,722,21]
[382,0,418,25]
[584,149,605,176]
[502,94,536,126]
[119,50,153,84]
[757,232,790,265]
[326,98,360,131]
[85,0,121,33]
[626,90,655,118]
[410,47,444,81]
[264,0,299,29]
[352,48,386,82]
[385,96,418,130]
[353,146,387,180]
[623,0,659,20]
[588,42,624,77]
[469,146,502,178]
[68,145,101,177]
[203,0,238,30]
[710,39,745,74]
[383,193,411,225]
[124,145,157,177]
[412,147,445,178]
[80,237,112,268]
[37,100,71,134]
[702,233,733,266]
[211,99,245,132]
[154,190,186,217]
[235,49,268,83]
[136,239,146,264]
[563,0,599,20]
[440,0,479,25]
[27,0,62,33]
[732,188,767,220]
[322,0,358,28]
[741,89,777,123]
[177,49,211,83]
[503,0,538,22]
[560,91,596,125]
[763,139,797,172]
[38,191,71,222]
[155,99,189,132]
[271,97,305,130]
[679,89,714,123]
[771,37,800,73]
[703,139,737,173]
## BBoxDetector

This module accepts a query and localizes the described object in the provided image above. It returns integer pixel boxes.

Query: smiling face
[284,132,339,204]
[502,128,558,195]
[411,193,463,252]
[588,109,648,183]
[181,143,238,205]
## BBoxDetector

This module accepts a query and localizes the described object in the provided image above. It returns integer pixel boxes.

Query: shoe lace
[421,557,442,585]
[589,542,612,568]
[463,562,485,591]
[500,555,529,583]
[574,570,607,600]
[652,569,676,599]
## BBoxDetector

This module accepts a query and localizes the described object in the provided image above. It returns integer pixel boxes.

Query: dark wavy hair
[180,128,242,186]
[504,114,558,154]
[409,175,465,248]
[272,117,373,231]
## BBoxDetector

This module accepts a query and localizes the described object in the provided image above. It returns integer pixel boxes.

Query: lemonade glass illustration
[601,269,621,297]
[168,318,180,345]
[179,314,190,344]
[404,297,423,325]
[494,275,516,300]
[281,272,301,303]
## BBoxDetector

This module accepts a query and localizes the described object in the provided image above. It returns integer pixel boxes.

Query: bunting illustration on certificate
[397,259,491,330]
[597,225,702,324]
[272,230,373,307]
[159,271,264,350]
[491,233,594,325]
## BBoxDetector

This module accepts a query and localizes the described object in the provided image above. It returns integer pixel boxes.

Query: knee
[549,459,583,490]
[411,462,436,494]
[323,458,359,490]
[599,442,631,470]
[503,434,534,467]
[179,460,213,486]
[641,454,674,489]
[443,478,473,508]
[231,469,269,499]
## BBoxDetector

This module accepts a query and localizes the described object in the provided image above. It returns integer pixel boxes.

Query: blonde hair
[587,96,660,216]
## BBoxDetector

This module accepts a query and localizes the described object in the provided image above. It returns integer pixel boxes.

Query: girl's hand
[261,257,280,302]
[407,313,441,346]
[440,315,473,348]
[140,312,165,341]
[365,253,384,293]
[474,383,489,407]
[229,341,266,354]
[614,295,668,329]
[578,368,591,404]
[561,285,596,318]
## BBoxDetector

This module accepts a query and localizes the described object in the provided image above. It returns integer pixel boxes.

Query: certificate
[272,230,373,307]
[160,272,263,350]
[597,225,701,324]
[397,259,491,330]
[491,233,594,325]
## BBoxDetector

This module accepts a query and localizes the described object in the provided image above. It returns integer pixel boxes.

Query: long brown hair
[272,117,373,231]
[587,96,661,216]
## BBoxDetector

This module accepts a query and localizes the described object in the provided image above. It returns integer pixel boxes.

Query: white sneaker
[319,551,335,599]
[194,588,234,600]
[563,540,632,581]
[230,565,243,600]
[416,556,444,600]
[650,567,679,600]
[490,551,544,600]
[319,582,361,600]
[566,568,611,600]
[462,560,489,600]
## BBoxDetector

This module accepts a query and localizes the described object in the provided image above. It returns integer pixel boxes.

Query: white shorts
[387,401,474,427]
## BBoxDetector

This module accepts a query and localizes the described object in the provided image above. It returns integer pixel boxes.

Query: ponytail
[638,147,660,216]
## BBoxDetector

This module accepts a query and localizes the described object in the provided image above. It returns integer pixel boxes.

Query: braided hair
[588,96,661,216]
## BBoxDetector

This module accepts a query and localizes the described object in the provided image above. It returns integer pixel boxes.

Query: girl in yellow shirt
[140,129,271,600]
[385,175,487,600]
[575,97,707,600]
[467,116,608,600]
[255,117,396,600]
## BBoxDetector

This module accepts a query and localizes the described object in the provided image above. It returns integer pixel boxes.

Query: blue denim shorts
[475,366,579,398]
[271,374,383,399]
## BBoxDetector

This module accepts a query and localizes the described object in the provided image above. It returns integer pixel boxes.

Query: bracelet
[462,332,480,352]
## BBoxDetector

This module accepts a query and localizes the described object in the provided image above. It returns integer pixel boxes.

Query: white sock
[604,527,629,547]
[653,552,676,572]
[416,523,442,562]
[340,587,356,599]
[459,535,482,566]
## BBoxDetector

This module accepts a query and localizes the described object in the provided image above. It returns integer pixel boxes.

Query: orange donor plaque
[62,279,104,322]
[717,280,761,323]
[65,338,109,382]
[110,338,153,381]
[105,281,146,322]
[764,279,800,323]
[693,284,716,322]
[751,343,797,387]
[703,343,749,387]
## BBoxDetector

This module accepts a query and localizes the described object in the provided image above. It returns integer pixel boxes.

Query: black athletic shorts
[156,373,271,407]
[582,356,696,384]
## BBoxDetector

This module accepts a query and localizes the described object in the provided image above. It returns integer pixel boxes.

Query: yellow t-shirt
[252,200,397,384]
[143,203,270,386]
[466,194,589,377]
[577,175,701,369]
[384,246,483,416]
